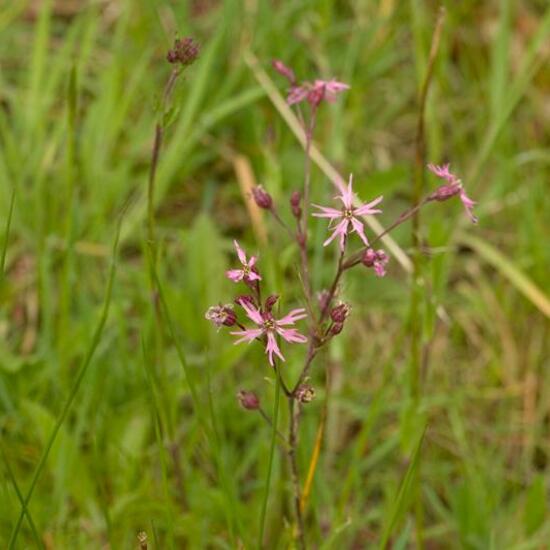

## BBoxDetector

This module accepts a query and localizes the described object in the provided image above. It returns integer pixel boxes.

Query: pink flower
[230,298,307,366]
[362,248,389,277]
[427,163,477,224]
[312,174,383,251]
[226,240,262,283]
[287,79,349,107]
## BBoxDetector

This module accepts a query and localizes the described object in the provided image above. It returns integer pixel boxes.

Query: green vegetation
[1,0,549,547]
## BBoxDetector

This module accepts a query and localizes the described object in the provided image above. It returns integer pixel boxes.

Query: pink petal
[226,269,244,282]
[277,308,307,326]
[233,240,247,264]
[323,219,349,249]
[460,190,478,224]
[246,271,262,282]
[238,300,264,325]
[374,262,386,277]
[287,85,309,106]
[350,217,370,246]
[277,327,308,344]
[335,174,354,210]
[353,195,384,216]
[311,204,343,219]
[266,332,285,366]
[230,328,264,344]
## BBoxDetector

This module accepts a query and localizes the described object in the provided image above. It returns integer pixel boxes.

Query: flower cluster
[206,240,308,366]
[272,59,349,108]
[427,163,477,223]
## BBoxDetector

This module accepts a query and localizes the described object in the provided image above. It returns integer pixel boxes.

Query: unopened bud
[264,295,279,312]
[237,390,260,410]
[330,303,350,323]
[361,248,377,267]
[252,186,273,210]
[290,191,302,218]
[295,384,315,403]
[330,322,344,336]
[428,183,461,202]
[272,59,296,85]
[235,295,255,307]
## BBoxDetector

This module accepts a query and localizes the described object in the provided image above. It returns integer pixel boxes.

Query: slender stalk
[8,215,123,549]
[1,188,16,281]
[258,362,282,548]
[288,398,306,549]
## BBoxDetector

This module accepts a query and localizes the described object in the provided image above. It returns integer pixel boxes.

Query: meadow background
[1,0,549,548]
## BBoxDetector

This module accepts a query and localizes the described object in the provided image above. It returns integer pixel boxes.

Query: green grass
[1,0,549,548]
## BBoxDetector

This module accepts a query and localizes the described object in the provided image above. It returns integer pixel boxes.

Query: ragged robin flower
[427,163,477,224]
[230,297,307,366]
[226,240,262,283]
[312,174,383,251]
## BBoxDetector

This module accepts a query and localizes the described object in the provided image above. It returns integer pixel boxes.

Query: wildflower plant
[205,58,478,548]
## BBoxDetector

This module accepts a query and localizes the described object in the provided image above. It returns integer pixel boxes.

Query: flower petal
[233,240,247,264]
[277,327,308,344]
[266,332,285,366]
[350,217,370,246]
[226,269,244,282]
[311,204,343,219]
[277,308,307,326]
[353,195,384,216]
[230,328,264,344]
[323,219,349,248]
[237,300,264,325]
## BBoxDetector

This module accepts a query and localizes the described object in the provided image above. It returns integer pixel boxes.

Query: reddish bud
[330,303,350,323]
[252,186,273,209]
[264,295,279,312]
[290,190,302,218]
[272,59,296,85]
[428,183,461,202]
[235,295,255,307]
[237,390,260,410]
[330,322,344,336]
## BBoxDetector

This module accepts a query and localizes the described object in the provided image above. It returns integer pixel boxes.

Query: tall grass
[1,1,549,547]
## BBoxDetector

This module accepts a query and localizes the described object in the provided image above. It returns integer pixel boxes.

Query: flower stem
[258,362,282,548]
[288,398,306,549]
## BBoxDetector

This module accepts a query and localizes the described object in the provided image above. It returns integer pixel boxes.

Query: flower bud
[330,322,344,336]
[290,191,302,218]
[295,384,315,404]
[252,186,273,210]
[235,295,255,307]
[428,183,461,202]
[330,303,350,323]
[361,248,377,267]
[237,390,260,410]
[272,59,296,85]
[264,294,279,312]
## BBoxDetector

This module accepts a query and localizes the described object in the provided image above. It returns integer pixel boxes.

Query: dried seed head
[237,390,260,410]
[295,384,315,403]
[205,304,237,328]
[166,37,200,66]
[252,186,273,210]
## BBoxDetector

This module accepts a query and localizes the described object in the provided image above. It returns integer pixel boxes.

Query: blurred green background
[1,0,549,548]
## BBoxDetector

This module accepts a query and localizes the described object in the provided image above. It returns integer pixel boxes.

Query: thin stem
[288,398,306,549]
[258,362,282,548]
[1,188,15,281]
[257,408,289,448]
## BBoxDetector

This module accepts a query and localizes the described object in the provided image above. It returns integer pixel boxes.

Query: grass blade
[458,232,550,319]
[1,188,15,279]
[8,214,122,549]
[378,424,427,550]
